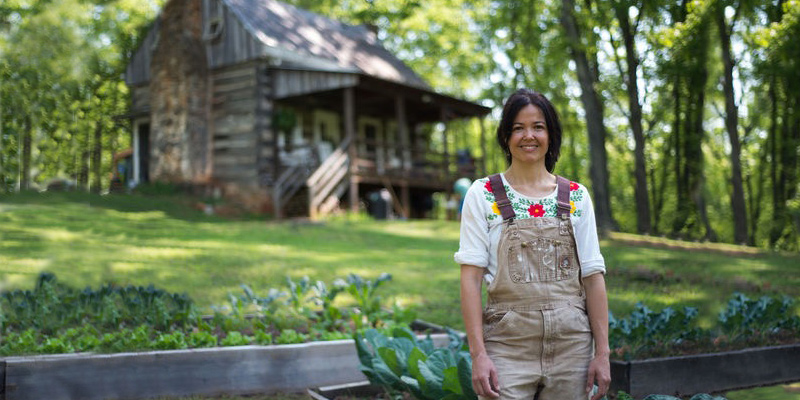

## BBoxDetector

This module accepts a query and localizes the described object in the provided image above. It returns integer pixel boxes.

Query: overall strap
[555,175,571,218]
[489,174,516,221]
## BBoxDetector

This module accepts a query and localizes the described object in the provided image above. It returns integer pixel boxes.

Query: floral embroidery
[479,177,587,220]
[529,203,545,217]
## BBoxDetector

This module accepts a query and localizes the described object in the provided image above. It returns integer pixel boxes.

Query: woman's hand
[472,351,500,398]
[586,352,611,400]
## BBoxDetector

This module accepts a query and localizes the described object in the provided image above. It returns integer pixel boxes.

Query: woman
[455,89,610,400]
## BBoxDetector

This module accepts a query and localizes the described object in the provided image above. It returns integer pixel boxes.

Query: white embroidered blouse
[454,173,606,283]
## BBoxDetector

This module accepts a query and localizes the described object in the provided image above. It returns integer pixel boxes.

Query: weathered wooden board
[2,335,451,400]
[611,344,800,398]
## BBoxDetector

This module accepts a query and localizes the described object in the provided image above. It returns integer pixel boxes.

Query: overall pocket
[507,238,578,283]
[483,309,515,338]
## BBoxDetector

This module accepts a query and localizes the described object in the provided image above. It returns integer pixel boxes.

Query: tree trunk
[690,70,716,242]
[614,4,651,234]
[671,80,688,235]
[560,0,616,233]
[91,121,102,193]
[149,0,209,183]
[769,80,782,246]
[78,125,90,191]
[20,116,31,191]
[715,6,748,244]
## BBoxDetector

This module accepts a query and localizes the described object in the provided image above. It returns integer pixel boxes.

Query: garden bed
[0,330,451,400]
[610,343,800,398]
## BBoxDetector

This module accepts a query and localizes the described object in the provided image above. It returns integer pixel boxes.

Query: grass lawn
[2,191,800,330]
[2,191,800,400]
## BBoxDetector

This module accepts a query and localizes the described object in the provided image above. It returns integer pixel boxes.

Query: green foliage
[0,272,198,335]
[275,329,309,345]
[354,326,476,400]
[643,394,727,400]
[718,292,800,339]
[609,303,702,357]
[0,271,414,355]
[610,292,800,359]
[187,330,218,348]
[229,272,414,338]
[220,331,254,347]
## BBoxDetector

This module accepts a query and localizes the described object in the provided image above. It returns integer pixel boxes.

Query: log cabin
[123,0,490,219]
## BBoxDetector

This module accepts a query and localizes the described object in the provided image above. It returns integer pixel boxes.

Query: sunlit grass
[1,191,799,332]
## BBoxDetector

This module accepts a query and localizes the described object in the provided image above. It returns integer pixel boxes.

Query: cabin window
[202,0,224,42]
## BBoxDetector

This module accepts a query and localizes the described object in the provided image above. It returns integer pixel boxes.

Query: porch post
[479,115,487,176]
[396,96,410,171]
[441,108,450,179]
[345,87,358,212]
[133,124,141,184]
[395,96,410,219]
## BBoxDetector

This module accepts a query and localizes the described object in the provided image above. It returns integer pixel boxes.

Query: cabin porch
[270,70,491,219]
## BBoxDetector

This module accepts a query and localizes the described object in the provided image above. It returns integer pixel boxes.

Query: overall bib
[482,174,593,400]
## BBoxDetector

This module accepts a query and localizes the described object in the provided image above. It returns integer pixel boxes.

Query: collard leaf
[365,328,389,349]
[401,375,429,400]
[354,331,374,368]
[387,337,415,360]
[457,355,477,399]
[373,358,404,390]
[427,348,457,375]
[408,346,428,384]
[442,366,462,395]
[418,358,447,400]
[392,325,416,342]
[377,346,403,377]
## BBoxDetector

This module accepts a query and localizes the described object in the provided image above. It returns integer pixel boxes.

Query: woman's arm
[583,273,611,400]
[460,264,499,398]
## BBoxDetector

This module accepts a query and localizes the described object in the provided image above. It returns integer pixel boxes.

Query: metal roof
[223,0,430,90]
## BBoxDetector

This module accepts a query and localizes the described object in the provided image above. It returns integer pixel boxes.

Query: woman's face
[507,104,549,166]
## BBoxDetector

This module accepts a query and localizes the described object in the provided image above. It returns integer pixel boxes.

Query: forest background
[1,0,798,250]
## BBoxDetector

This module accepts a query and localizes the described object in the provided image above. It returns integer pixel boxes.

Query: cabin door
[358,117,383,171]
[313,110,340,162]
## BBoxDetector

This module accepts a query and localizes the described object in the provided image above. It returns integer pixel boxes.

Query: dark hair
[496,89,562,172]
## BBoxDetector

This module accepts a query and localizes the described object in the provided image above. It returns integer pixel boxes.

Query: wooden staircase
[306,137,351,219]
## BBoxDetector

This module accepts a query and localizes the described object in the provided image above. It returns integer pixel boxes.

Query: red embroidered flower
[570,181,579,191]
[529,203,545,217]
[485,180,493,193]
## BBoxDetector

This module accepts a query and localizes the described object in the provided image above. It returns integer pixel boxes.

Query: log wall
[211,63,259,185]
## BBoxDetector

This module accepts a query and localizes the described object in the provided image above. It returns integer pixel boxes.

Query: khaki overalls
[482,174,592,400]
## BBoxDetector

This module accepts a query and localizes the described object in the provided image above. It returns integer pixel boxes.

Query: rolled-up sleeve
[454,182,490,268]
[573,186,606,277]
